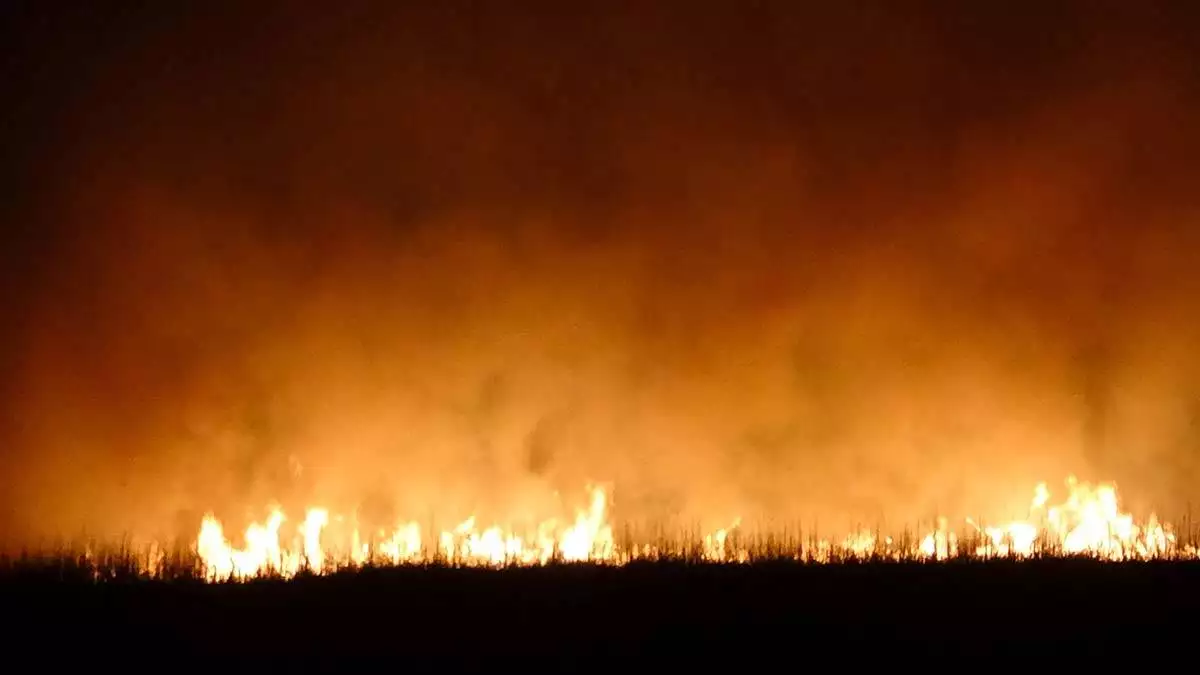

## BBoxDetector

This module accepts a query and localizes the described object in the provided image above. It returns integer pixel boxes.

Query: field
[4,479,1194,664]
[3,545,1197,666]
[4,477,1196,665]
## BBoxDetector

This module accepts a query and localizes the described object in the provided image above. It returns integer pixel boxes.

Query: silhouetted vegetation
[3,546,1196,666]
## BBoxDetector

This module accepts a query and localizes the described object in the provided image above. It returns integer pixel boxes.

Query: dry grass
[4,514,1199,584]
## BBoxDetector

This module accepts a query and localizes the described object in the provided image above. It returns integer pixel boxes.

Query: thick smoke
[2,3,1199,545]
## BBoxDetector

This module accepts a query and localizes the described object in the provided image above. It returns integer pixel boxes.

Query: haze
[2,2,1199,546]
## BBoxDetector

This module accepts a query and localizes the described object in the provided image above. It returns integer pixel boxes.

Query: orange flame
[193,476,1195,580]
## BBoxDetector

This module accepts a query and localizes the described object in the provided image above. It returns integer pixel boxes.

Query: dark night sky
[2,1,1200,544]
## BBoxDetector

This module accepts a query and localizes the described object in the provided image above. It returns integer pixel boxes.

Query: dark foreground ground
[2,559,1195,667]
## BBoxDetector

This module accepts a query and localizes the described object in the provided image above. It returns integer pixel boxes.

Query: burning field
[189,474,1195,577]
[5,473,1196,584]
[5,485,1198,664]
[6,3,1200,662]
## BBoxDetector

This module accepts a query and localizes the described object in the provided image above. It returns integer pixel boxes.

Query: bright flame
[964,476,1177,560]
[192,476,1195,581]
[197,485,620,580]
[919,517,959,560]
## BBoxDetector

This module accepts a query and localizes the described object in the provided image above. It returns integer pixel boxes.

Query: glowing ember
[191,476,1196,581]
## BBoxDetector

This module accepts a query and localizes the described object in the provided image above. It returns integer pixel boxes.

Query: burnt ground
[2,559,1195,668]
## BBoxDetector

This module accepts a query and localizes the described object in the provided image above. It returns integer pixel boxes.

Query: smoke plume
[3,2,1199,545]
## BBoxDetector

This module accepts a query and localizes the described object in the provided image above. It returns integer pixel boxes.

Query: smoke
[3,2,1200,545]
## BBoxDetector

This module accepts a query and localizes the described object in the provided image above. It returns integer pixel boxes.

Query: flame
[196,506,331,580]
[702,518,747,562]
[192,475,1196,581]
[378,522,423,565]
[965,476,1178,560]
[919,517,959,560]
[197,485,619,580]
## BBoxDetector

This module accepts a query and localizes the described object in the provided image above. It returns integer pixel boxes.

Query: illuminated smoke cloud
[1,4,1199,548]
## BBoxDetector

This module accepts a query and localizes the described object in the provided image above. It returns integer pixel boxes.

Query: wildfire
[954,476,1178,560]
[191,476,1196,581]
[195,485,618,580]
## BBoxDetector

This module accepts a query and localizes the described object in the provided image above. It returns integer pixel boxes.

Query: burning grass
[4,474,1197,584]
[4,517,1199,586]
